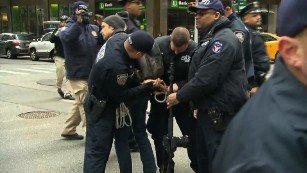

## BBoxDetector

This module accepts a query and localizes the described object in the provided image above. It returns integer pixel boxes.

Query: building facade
[0,0,281,37]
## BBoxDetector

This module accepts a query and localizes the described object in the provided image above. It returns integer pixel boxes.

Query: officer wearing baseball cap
[84,30,160,173]
[214,0,307,172]
[167,0,248,172]
[239,1,270,96]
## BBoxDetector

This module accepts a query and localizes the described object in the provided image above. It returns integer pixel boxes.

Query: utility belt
[204,107,235,132]
[89,93,107,122]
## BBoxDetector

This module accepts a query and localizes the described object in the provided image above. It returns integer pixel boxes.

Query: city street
[0,57,191,173]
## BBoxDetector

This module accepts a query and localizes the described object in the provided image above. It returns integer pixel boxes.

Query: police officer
[214,0,307,172]
[239,1,270,96]
[118,0,143,34]
[49,15,74,100]
[60,1,103,140]
[221,0,254,89]
[167,0,248,172]
[117,0,144,153]
[146,27,198,173]
[83,30,158,173]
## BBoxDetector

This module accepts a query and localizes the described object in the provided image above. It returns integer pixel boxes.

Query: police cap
[188,0,225,15]
[238,1,261,17]
[128,31,154,55]
[277,0,307,37]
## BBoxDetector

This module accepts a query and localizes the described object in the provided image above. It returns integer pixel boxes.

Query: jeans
[115,96,156,173]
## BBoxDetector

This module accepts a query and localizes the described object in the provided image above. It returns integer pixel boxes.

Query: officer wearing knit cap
[60,0,103,140]
[213,0,307,172]
[84,30,159,173]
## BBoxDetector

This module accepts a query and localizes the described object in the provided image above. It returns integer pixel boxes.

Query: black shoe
[61,133,84,140]
[64,95,75,100]
[57,88,64,98]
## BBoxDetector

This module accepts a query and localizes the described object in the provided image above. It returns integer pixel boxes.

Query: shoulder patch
[211,41,224,54]
[117,73,128,86]
[91,31,97,37]
[234,31,245,43]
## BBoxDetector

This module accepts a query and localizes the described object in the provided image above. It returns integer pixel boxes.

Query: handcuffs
[153,81,168,103]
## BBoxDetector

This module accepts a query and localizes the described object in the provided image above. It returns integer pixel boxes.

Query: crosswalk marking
[0,70,28,75]
[32,67,56,71]
[14,68,53,73]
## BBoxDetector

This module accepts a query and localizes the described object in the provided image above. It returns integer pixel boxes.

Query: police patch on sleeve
[234,31,245,43]
[117,73,128,86]
[211,41,224,54]
[91,31,97,37]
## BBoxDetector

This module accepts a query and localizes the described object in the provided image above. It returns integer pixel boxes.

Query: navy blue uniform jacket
[88,33,152,107]
[60,20,101,80]
[177,17,248,113]
[213,57,307,173]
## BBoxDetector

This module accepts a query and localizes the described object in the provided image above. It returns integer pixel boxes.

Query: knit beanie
[103,15,126,30]
[72,1,87,11]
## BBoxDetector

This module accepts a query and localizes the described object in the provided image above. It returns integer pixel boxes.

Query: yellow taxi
[260,32,280,62]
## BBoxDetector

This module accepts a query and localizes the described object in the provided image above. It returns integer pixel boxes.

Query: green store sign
[233,0,247,12]
[99,2,122,11]
[171,0,191,9]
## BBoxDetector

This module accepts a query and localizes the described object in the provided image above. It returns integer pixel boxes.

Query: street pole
[194,0,198,43]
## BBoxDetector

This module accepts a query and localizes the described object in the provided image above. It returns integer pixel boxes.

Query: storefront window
[12,6,21,32]
[50,4,59,21]
[0,11,9,33]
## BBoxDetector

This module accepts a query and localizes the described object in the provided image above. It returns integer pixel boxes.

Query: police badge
[234,31,245,43]
[117,73,128,86]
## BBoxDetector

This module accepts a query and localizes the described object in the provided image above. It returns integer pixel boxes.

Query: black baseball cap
[277,0,307,37]
[127,30,154,55]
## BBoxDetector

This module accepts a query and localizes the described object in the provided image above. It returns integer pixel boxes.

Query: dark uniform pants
[83,94,116,173]
[196,110,234,173]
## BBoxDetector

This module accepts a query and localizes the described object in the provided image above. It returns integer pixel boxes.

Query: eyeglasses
[195,11,218,17]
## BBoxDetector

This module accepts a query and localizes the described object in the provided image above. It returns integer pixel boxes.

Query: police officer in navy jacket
[167,0,248,172]
[239,1,270,95]
[83,31,159,173]
[214,0,307,172]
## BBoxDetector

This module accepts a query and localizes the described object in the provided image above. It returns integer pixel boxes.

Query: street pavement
[0,57,192,173]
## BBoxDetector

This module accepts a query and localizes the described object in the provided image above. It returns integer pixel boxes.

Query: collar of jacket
[228,12,238,22]
[270,57,307,117]
[199,16,230,40]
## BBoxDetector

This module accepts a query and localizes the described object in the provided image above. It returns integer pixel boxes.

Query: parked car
[0,33,34,59]
[260,32,280,62]
[29,32,55,61]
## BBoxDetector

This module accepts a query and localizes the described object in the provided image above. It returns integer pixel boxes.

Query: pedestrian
[116,0,147,153]
[221,0,254,90]
[213,0,307,172]
[59,1,103,140]
[239,1,270,96]
[167,0,248,172]
[83,30,159,173]
[146,27,198,173]
[49,15,74,100]
[96,15,126,63]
